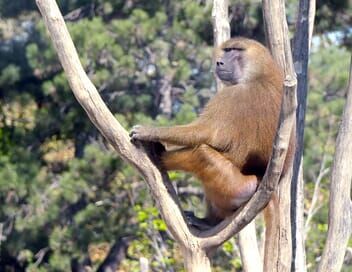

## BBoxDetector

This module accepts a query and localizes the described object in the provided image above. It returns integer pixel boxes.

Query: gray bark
[317,57,352,272]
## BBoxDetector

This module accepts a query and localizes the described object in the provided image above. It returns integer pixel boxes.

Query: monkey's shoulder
[202,86,258,114]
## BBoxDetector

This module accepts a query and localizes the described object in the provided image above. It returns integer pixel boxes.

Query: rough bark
[211,0,230,91]
[291,0,315,271]
[238,220,263,272]
[317,57,352,272]
[262,0,297,271]
[182,248,212,272]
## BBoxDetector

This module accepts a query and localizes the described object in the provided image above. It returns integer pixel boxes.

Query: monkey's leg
[161,148,218,230]
[161,147,198,172]
[162,145,258,229]
[196,145,258,203]
[163,145,258,204]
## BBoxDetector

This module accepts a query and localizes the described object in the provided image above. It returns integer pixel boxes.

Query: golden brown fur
[130,37,290,225]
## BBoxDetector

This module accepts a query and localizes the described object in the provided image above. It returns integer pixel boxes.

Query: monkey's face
[215,38,271,86]
[215,46,245,85]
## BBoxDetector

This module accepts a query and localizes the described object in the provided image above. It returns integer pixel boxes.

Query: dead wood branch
[317,56,352,272]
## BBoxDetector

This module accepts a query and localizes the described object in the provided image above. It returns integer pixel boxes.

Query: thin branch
[318,56,352,272]
[35,0,194,250]
[308,0,316,51]
[211,0,230,47]
[304,162,329,232]
[211,0,230,91]
[36,1,211,271]
[291,0,315,270]
[238,220,263,272]
[305,120,333,232]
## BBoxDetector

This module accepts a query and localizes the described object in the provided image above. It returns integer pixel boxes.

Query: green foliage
[303,42,351,268]
[0,64,20,86]
[304,45,349,179]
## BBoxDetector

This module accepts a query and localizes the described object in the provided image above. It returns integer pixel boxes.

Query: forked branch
[36,0,296,270]
[35,0,193,250]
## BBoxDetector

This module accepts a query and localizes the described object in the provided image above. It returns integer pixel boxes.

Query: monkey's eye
[223,47,245,52]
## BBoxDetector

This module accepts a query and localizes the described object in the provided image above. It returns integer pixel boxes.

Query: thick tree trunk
[182,247,212,272]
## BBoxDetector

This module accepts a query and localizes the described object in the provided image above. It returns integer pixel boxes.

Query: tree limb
[211,0,230,91]
[291,0,316,270]
[262,0,298,271]
[317,56,352,272]
[35,0,194,251]
[237,220,263,272]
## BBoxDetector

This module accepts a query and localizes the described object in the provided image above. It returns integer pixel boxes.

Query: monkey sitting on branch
[130,37,293,229]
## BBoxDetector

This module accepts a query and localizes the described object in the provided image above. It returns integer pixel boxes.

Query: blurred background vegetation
[0,0,351,271]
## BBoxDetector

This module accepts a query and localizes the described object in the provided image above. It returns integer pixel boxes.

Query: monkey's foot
[184,211,213,231]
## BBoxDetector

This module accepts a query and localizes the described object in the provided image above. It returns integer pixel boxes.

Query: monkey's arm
[130,123,211,147]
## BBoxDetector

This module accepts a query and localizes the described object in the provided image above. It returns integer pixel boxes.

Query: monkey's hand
[130,125,158,142]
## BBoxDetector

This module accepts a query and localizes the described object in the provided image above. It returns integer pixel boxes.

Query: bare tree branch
[308,0,316,51]
[34,2,212,271]
[211,0,230,91]
[318,56,352,272]
[262,0,297,271]
[238,220,263,272]
[305,157,329,233]
[290,0,316,270]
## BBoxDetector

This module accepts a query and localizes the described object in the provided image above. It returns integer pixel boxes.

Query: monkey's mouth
[216,70,233,81]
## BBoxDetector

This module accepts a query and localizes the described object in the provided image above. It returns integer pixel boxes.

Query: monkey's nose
[216,61,224,66]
